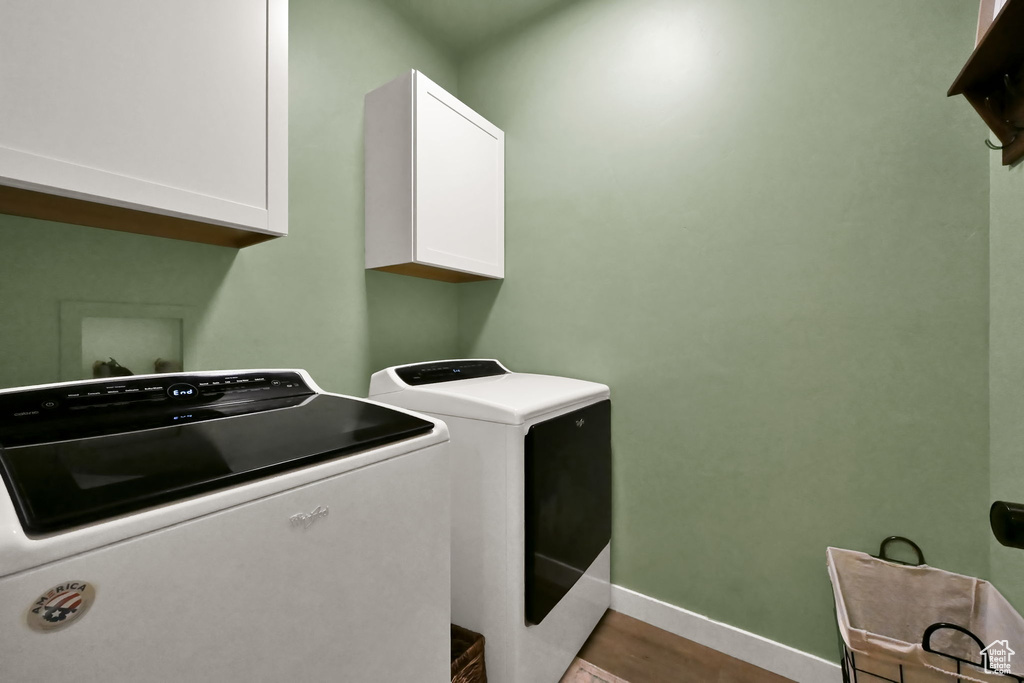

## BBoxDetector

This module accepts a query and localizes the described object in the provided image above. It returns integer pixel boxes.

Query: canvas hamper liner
[828,544,1024,683]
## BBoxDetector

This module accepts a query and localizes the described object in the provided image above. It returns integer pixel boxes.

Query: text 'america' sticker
[27,581,95,632]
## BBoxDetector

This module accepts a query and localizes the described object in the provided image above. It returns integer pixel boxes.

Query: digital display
[167,384,197,399]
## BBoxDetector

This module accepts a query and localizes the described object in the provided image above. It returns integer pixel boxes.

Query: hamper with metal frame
[828,537,1024,683]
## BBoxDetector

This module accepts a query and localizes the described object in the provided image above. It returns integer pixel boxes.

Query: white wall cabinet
[0,0,288,248]
[365,70,504,282]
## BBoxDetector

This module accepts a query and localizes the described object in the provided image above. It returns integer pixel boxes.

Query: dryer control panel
[395,360,507,386]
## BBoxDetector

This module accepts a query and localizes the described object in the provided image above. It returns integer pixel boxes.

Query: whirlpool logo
[289,505,329,530]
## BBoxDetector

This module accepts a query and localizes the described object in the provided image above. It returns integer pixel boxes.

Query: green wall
[456,0,990,658]
[0,0,460,395]
[0,0,1002,666]
[990,158,1024,609]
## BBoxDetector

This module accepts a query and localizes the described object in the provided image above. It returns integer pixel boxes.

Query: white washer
[370,359,611,683]
[0,369,450,682]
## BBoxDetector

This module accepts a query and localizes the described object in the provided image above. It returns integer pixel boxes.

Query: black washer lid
[0,372,434,535]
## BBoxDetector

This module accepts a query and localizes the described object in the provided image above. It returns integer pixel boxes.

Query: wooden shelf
[949,0,1024,165]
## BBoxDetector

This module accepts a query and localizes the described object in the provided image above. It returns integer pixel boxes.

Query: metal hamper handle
[876,536,926,566]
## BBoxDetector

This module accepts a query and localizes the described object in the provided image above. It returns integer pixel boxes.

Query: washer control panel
[0,371,311,422]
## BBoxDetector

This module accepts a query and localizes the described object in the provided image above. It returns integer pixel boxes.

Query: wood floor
[576,610,798,683]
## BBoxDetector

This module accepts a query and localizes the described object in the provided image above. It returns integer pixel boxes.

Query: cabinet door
[415,74,504,279]
[0,0,287,238]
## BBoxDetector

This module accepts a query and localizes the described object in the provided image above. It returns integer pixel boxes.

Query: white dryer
[370,359,611,683]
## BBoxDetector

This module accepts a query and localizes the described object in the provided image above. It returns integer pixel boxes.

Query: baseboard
[610,585,842,683]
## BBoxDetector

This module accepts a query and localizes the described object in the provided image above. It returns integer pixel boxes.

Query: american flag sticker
[27,581,96,632]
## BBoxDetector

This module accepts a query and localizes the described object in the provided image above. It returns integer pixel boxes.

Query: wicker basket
[451,624,487,683]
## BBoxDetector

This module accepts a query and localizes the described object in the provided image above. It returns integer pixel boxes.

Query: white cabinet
[0,0,288,248]
[365,70,504,282]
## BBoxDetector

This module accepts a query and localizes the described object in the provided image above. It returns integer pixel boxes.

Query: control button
[41,400,59,409]
[167,383,198,399]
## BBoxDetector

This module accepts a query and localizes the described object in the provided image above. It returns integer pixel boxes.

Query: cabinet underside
[0,186,279,248]
[371,262,492,283]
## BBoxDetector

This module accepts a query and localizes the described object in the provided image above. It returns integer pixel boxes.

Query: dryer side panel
[444,415,512,683]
